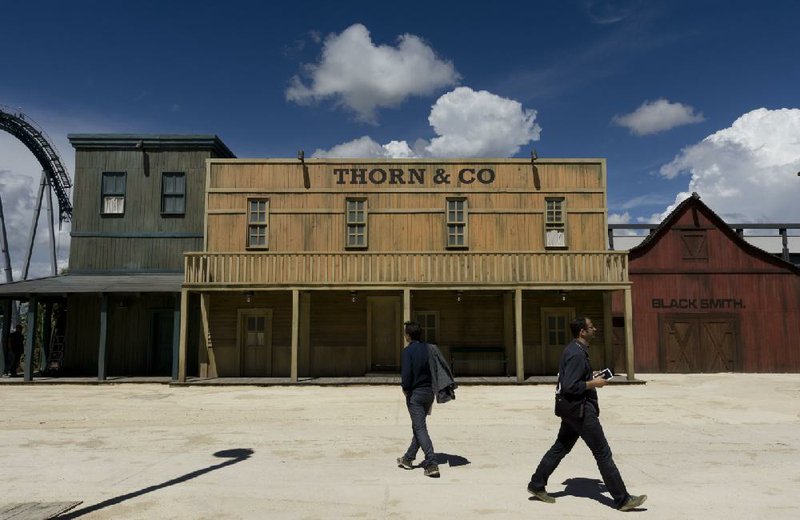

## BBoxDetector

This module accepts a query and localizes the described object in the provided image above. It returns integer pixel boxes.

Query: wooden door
[661,315,738,372]
[238,309,273,376]
[367,296,401,371]
[541,308,575,375]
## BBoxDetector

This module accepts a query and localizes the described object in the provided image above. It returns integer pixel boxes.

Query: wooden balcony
[184,251,628,288]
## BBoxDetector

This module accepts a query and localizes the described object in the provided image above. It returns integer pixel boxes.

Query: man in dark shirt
[527,316,647,512]
[396,320,439,477]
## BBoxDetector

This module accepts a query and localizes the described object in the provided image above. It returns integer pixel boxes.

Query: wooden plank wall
[70,149,210,272]
[206,160,607,253]
[522,291,606,376]
[207,292,293,377]
[66,293,178,376]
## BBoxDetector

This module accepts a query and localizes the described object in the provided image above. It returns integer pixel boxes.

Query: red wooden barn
[615,193,800,373]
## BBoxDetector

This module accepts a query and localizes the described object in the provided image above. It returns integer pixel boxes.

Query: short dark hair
[570,316,589,338]
[404,320,422,341]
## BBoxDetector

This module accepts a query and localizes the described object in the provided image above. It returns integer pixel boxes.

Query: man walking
[396,320,439,478]
[527,317,646,511]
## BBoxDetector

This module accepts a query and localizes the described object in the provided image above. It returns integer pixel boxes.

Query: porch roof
[0,273,183,299]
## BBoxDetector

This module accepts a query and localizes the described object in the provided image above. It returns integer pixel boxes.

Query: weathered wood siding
[205,159,607,254]
[69,149,210,272]
[66,293,180,376]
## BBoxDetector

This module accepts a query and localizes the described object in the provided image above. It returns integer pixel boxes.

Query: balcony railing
[184,251,628,287]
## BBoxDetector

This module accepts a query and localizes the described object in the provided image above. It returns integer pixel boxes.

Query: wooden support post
[299,292,310,377]
[41,302,52,372]
[514,288,524,383]
[290,289,299,382]
[603,291,613,372]
[503,292,513,377]
[172,293,181,381]
[97,295,108,381]
[24,297,38,382]
[624,287,635,381]
[0,300,10,375]
[178,289,188,382]
[199,293,216,378]
[403,288,411,323]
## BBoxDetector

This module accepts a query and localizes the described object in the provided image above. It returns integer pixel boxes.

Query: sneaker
[396,456,414,470]
[527,483,556,503]
[423,464,440,478]
[619,494,647,511]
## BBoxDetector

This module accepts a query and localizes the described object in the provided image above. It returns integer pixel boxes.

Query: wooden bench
[449,346,508,376]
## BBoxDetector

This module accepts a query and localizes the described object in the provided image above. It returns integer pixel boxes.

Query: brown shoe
[619,494,647,511]
[396,456,413,470]
[423,464,440,478]
[527,483,556,503]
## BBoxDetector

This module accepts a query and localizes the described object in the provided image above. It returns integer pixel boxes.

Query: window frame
[413,311,440,345]
[445,197,469,249]
[544,197,568,249]
[345,197,368,249]
[246,198,270,250]
[100,171,127,217]
[161,171,186,216]
[540,307,576,348]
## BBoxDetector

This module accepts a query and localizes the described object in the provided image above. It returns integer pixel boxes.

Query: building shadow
[57,448,254,518]
[548,477,616,508]
[436,453,471,467]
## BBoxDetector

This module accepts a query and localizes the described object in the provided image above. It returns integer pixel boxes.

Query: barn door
[661,315,738,373]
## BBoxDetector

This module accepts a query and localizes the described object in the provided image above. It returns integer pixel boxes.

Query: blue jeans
[530,402,630,508]
[403,387,436,466]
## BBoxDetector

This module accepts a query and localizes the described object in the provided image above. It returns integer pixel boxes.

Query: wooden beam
[97,295,108,381]
[624,287,635,380]
[177,289,188,382]
[403,288,411,323]
[23,297,37,381]
[603,291,613,372]
[171,294,181,381]
[199,292,216,378]
[503,292,513,377]
[514,289,524,383]
[290,289,299,382]
[299,292,310,377]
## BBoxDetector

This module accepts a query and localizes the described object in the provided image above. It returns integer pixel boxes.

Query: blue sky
[2,0,799,277]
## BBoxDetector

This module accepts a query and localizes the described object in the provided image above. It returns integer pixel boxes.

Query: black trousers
[403,387,436,466]
[530,402,630,508]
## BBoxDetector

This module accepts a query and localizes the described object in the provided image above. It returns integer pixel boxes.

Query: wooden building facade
[178,158,635,382]
[0,135,235,380]
[614,194,800,373]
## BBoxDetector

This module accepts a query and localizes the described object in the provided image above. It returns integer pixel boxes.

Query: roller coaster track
[0,105,73,222]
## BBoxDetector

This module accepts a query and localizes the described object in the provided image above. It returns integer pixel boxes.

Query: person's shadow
[436,453,470,467]
[548,477,617,509]
[57,448,254,518]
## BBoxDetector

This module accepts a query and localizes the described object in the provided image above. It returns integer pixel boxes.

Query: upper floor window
[346,198,367,249]
[101,172,126,215]
[247,199,269,249]
[680,230,709,261]
[161,172,186,215]
[544,197,567,248]
[446,198,468,249]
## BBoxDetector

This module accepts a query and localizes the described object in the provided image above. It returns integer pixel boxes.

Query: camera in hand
[598,368,613,380]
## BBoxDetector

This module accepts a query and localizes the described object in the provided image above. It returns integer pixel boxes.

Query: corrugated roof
[0,274,183,298]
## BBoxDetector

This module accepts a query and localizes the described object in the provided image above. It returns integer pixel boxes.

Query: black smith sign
[332,167,496,185]
[651,298,745,309]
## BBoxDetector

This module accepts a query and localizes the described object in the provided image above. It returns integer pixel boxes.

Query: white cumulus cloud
[613,98,704,135]
[286,23,460,123]
[313,87,541,158]
[653,107,800,223]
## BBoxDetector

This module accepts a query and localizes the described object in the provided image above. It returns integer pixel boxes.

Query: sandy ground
[1,374,799,519]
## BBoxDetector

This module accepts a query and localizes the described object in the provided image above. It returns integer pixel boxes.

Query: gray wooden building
[0,135,234,380]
